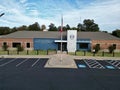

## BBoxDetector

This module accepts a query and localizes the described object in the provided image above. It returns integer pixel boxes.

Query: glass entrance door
[58,43,67,51]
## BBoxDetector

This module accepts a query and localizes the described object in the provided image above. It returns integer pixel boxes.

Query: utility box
[67,30,77,52]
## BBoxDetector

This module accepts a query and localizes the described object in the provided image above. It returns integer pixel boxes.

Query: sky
[0,0,120,32]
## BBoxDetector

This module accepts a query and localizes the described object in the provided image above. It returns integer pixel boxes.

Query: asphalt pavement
[0,58,120,90]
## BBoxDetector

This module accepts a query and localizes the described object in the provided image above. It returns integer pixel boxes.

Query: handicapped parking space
[75,59,89,69]
[106,60,120,69]
[97,60,117,70]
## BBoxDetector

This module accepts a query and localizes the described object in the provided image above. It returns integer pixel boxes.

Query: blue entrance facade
[34,38,91,51]
[34,38,58,50]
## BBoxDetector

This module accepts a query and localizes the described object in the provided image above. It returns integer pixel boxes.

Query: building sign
[67,30,77,52]
[70,34,75,40]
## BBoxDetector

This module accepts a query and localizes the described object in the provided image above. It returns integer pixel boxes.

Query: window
[3,42,7,45]
[79,43,88,49]
[12,43,21,48]
[26,43,30,48]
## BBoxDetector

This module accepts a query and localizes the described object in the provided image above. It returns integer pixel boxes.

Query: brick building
[0,30,120,52]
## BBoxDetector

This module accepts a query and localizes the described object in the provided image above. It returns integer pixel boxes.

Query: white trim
[54,40,67,43]
[77,41,91,43]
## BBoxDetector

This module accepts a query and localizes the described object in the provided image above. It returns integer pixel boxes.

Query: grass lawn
[0,50,47,55]
[70,51,120,57]
[0,50,120,57]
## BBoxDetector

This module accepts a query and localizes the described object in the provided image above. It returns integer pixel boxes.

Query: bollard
[47,50,48,55]
[102,51,104,57]
[37,50,39,55]
[75,51,77,55]
[113,52,115,57]
[27,50,29,55]
[93,52,95,56]
[84,51,86,56]
[67,50,68,54]
[7,50,9,55]
[17,50,19,55]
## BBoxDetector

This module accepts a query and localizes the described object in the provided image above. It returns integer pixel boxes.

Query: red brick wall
[0,38,33,49]
[91,40,120,51]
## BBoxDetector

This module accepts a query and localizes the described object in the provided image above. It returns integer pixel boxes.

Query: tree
[77,23,82,31]
[58,26,67,31]
[83,19,99,31]
[102,31,108,33]
[71,27,77,30]
[66,24,70,30]
[11,27,17,32]
[0,27,11,35]
[41,24,46,31]
[28,22,41,31]
[48,23,57,31]
[112,29,120,38]
[17,25,28,31]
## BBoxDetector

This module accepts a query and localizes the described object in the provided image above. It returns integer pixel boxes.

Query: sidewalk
[44,54,77,68]
[0,55,50,58]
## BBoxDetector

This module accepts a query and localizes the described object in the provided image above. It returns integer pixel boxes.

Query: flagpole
[60,14,63,61]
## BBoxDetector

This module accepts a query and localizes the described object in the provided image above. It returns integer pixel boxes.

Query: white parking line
[84,60,92,68]
[112,61,118,64]
[0,58,17,67]
[84,60,105,69]
[109,60,115,63]
[16,58,29,67]
[31,58,40,67]
[115,62,120,67]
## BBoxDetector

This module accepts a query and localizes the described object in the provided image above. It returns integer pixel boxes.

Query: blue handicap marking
[78,64,86,68]
[106,65,115,69]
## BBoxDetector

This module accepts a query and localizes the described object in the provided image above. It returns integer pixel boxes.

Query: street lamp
[0,13,5,17]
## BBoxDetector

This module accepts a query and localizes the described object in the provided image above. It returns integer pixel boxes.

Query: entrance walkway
[44,54,77,68]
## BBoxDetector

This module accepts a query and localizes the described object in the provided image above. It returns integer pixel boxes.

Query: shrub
[16,45,24,51]
[93,44,100,53]
[108,45,116,53]
[2,44,9,51]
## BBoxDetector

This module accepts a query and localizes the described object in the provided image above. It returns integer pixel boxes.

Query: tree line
[0,19,120,38]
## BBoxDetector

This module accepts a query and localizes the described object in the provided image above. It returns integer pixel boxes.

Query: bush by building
[2,44,9,51]
[108,44,116,53]
[16,45,24,51]
[93,44,100,53]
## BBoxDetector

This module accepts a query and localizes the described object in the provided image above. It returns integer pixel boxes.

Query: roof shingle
[0,31,120,40]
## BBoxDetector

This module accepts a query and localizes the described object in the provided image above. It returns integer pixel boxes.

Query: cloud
[0,0,120,32]
[19,0,27,3]
[55,0,120,32]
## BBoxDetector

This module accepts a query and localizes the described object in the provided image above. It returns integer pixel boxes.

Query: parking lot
[0,58,120,90]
